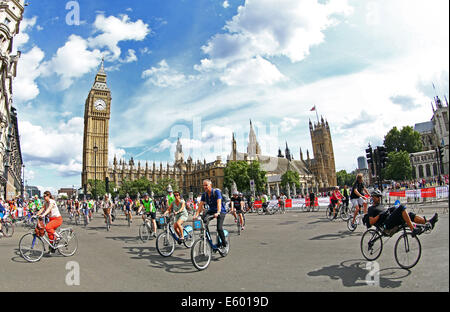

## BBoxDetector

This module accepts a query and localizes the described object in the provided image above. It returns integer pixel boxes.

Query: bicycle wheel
[191,238,212,271]
[106,217,111,231]
[340,206,350,221]
[218,234,230,257]
[2,221,14,237]
[257,207,264,215]
[57,229,78,257]
[127,214,131,227]
[326,205,333,221]
[139,224,150,242]
[360,229,383,261]
[183,229,195,248]
[156,232,175,257]
[394,232,422,269]
[236,217,241,235]
[19,233,45,262]
[347,217,357,232]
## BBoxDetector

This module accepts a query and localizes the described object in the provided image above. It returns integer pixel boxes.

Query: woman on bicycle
[350,173,369,226]
[36,191,63,247]
[163,191,188,244]
[330,186,343,220]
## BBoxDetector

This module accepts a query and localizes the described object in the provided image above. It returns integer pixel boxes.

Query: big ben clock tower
[81,59,111,191]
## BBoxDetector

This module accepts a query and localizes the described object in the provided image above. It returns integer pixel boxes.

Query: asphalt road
[0,204,448,292]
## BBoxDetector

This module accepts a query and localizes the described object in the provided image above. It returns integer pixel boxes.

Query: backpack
[35,219,46,237]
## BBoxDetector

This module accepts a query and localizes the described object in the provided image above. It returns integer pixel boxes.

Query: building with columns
[1,0,25,199]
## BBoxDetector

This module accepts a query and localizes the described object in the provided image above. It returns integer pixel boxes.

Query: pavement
[0,204,448,292]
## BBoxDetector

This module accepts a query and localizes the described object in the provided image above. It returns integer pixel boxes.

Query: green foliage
[336,170,356,187]
[224,161,267,194]
[382,151,412,181]
[281,170,300,188]
[384,126,422,153]
[118,177,178,198]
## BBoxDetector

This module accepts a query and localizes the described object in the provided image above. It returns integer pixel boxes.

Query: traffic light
[366,145,374,173]
[105,177,110,194]
[378,146,388,169]
[438,146,444,161]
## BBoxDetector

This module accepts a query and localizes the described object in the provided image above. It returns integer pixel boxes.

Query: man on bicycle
[365,190,438,237]
[350,174,370,227]
[166,186,175,214]
[261,193,269,214]
[138,193,157,237]
[124,196,134,223]
[101,194,114,226]
[194,179,228,248]
[0,201,7,235]
[230,191,245,231]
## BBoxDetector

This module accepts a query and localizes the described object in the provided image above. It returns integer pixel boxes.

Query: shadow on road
[122,245,202,274]
[105,235,145,244]
[307,259,410,289]
[309,230,362,241]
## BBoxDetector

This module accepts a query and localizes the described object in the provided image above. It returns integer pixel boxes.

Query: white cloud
[40,35,103,90]
[280,117,300,132]
[120,49,137,63]
[19,117,84,177]
[220,56,286,86]
[196,0,353,85]
[13,16,37,52]
[142,59,194,88]
[13,46,45,102]
[223,1,230,9]
[88,14,150,61]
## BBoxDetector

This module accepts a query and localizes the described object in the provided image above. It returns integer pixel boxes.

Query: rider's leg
[46,216,63,243]
[352,205,360,223]
[176,219,184,239]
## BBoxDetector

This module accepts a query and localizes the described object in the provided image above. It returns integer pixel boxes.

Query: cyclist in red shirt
[330,186,343,220]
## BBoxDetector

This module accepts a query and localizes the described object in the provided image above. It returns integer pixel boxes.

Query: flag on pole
[310,106,316,111]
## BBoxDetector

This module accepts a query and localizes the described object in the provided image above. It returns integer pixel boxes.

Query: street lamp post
[22,164,25,198]
[93,145,98,199]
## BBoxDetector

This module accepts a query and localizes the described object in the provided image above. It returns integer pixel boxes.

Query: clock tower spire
[82,59,112,192]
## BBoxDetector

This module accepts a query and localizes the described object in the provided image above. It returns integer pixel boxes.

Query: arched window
[418,165,424,178]
[433,163,438,176]
[425,164,431,177]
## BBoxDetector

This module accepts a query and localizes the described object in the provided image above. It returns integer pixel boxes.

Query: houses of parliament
[82,62,337,196]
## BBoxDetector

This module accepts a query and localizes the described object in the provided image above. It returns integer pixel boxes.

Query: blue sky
[13,0,449,194]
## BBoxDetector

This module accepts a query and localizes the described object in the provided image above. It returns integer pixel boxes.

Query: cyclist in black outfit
[366,190,438,236]
[230,191,245,230]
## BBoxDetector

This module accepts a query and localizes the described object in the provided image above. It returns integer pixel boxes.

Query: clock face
[94,99,106,111]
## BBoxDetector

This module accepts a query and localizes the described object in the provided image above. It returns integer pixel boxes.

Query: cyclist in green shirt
[138,193,157,237]
[166,186,175,213]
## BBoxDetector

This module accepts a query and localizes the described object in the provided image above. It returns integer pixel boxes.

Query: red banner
[253,200,262,208]
[285,199,292,208]
[420,188,436,198]
[389,191,405,197]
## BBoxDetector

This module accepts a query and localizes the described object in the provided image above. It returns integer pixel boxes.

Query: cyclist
[330,186,343,220]
[342,185,350,209]
[279,192,287,213]
[365,190,438,237]
[33,195,42,211]
[124,196,134,223]
[350,173,370,227]
[138,193,157,237]
[81,199,89,222]
[230,191,245,230]
[36,191,63,253]
[101,194,114,226]
[163,191,188,244]
[194,179,228,248]
[0,200,6,235]
[166,186,175,214]
[261,192,269,214]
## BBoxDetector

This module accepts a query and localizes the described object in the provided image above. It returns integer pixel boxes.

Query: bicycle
[0,218,14,237]
[139,216,156,241]
[347,199,368,231]
[155,215,195,257]
[268,202,282,215]
[233,209,246,235]
[326,200,349,221]
[360,221,430,269]
[18,219,78,263]
[191,215,230,271]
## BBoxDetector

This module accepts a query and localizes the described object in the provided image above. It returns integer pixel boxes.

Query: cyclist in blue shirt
[0,201,7,234]
[194,179,228,247]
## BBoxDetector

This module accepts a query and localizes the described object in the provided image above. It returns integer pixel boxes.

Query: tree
[150,178,179,197]
[248,161,267,194]
[224,160,267,194]
[384,126,422,153]
[382,151,412,181]
[224,161,250,192]
[87,179,118,199]
[336,170,356,187]
[281,170,300,189]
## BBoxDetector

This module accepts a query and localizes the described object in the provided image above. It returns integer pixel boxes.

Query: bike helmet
[371,189,382,197]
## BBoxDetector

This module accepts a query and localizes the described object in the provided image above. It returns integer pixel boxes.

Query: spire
[300,148,304,161]
[98,57,106,75]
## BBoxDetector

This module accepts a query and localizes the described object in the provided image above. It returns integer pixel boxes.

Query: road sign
[250,179,255,191]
